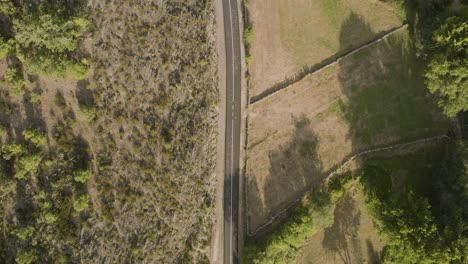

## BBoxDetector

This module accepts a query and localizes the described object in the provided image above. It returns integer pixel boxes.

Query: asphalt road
[222,0,241,263]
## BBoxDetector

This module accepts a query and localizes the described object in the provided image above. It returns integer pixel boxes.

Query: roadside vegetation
[244,175,355,263]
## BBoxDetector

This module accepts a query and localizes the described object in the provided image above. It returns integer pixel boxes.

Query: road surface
[222,0,241,262]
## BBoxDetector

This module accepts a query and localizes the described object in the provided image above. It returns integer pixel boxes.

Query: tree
[13,13,89,78]
[425,16,468,117]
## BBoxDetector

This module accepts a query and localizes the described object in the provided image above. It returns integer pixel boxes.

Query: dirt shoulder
[211,0,226,262]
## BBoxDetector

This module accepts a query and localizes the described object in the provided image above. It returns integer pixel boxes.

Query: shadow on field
[318,8,447,262]
[247,116,323,236]
[322,193,362,264]
[336,11,446,154]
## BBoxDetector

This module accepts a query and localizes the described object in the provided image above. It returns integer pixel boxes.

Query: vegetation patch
[244,175,355,263]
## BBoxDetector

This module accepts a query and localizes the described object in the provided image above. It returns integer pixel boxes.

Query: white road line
[226,0,236,262]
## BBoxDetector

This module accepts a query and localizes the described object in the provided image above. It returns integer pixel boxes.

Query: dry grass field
[0,1,218,263]
[246,27,449,233]
[295,185,385,264]
[248,0,404,98]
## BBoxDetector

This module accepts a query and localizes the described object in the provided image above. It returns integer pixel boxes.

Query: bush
[79,104,97,122]
[0,37,14,59]
[0,144,25,160]
[14,154,42,179]
[74,169,91,183]
[5,68,29,97]
[15,250,37,264]
[22,129,47,147]
[28,92,41,105]
[73,194,89,212]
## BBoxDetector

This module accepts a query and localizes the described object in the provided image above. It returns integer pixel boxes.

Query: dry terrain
[246,28,449,233]
[0,1,218,263]
[248,0,404,97]
[296,185,385,264]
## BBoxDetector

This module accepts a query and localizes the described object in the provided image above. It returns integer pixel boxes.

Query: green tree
[13,13,89,78]
[425,16,468,117]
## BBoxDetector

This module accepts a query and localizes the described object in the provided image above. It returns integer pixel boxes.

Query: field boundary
[246,134,450,237]
[249,23,408,105]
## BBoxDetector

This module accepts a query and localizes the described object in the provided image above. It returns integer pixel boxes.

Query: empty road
[222,0,241,262]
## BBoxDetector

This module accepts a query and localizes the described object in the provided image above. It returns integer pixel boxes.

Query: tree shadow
[336,11,447,157]
[322,192,362,264]
[75,79,94,106]
[247,116,323,236]
[366,239,381,264]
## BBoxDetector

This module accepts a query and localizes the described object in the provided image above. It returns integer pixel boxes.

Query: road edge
[211,0,226,263]
[237,0,248,261]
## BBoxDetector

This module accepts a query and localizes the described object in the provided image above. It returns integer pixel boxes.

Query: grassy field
[248,0,404,97]
[246,141,451,263]
[296,185,385,264]
[246,28,449,234]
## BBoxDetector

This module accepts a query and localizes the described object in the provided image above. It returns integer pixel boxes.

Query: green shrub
[22,128,47,147]
[0,37,14,59]
[28,92,41,105]
[244,26,254,46]
[0,1,17,16]
[14,154,42,179]
[0,144,25,160]
[14,226,35,240]
[5,68,29,97]
[79,104,97,122]
[15,250,37,264]
[74,169,91,183]
[73,194,89,212]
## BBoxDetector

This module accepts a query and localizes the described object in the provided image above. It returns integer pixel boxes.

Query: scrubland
[0,0,219,263]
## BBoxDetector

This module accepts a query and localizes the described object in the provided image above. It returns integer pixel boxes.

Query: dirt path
[247,134,449,237]
[250,23,408,105]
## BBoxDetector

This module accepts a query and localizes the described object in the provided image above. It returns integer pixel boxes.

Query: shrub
[73,194,89,212]
[0,144,24,160]
[15,250,37,264]
[22,128,47,147]
[14,154,42,179]
[0,1,17,16]
[28,92,41,105]
[14,226,35,240]
[74,169,91,183]
[244,26,254,46]
[79,104,97,122]
[5,68,29,97]
[0,37,14,59]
